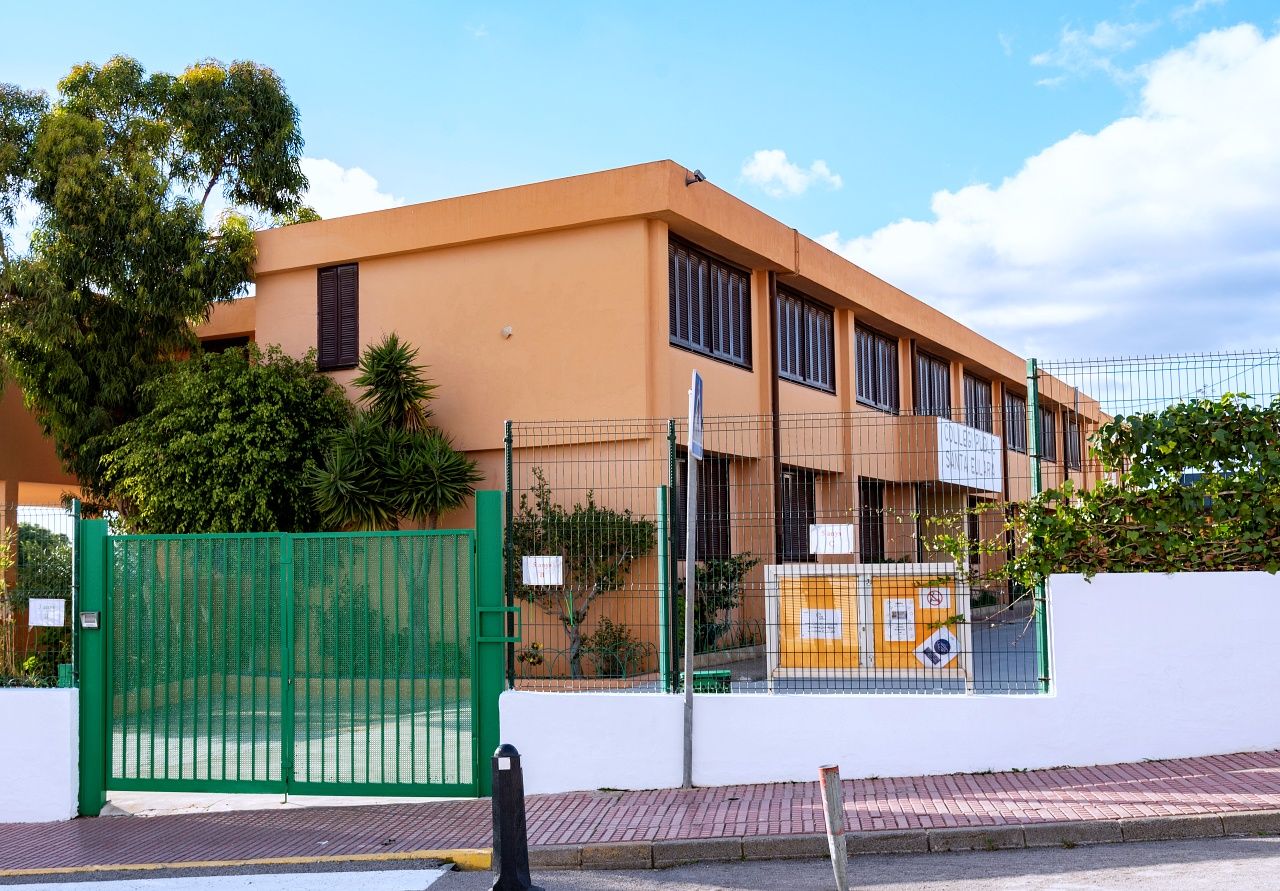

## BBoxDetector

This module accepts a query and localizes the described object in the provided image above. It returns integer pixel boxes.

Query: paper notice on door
[884,598,915,642]
[800,608,842,640]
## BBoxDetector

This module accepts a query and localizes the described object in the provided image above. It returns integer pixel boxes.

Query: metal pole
[503,421,515,689]
[656,485,671,695]
[682,455,698,789]
[71,497,81,686]
[666,419,678,690]
[818,764,850,891]
[1027,359,1050,692]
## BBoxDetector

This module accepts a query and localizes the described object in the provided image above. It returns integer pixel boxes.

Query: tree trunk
[565,617,583,679]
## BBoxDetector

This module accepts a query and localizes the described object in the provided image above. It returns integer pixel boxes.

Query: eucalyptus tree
[0,56,309,503]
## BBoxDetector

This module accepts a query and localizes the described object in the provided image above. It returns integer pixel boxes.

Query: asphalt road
[6,837,1280,890]
[435,836,1280,890]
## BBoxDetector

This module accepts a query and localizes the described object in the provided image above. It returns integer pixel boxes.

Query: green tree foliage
[0,57,308,503]
[509,468,657,678]
[14,523,72,602]
[307,334,481,530]
[941,394,1280,589]
[103,345,351,533]
[674,553,760,654]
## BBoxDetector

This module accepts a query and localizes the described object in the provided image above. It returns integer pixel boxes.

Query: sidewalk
[4,750,1280,875]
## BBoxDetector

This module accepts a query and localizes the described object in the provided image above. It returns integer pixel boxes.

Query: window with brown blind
[317,263,359,370]
[963,372,993,432]
[1038,406,1059,461]
[674,449,732,561]
[914,351,952,418]
[780,466,816,562]
[777,289,834,393]
[668,239,751,369]
[1064,412,1082,469]
[858,477,886,562]
[1004,392,1028,453]
[855,326,899,413]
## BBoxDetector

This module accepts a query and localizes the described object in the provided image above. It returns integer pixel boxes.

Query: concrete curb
[526,809,1280,871]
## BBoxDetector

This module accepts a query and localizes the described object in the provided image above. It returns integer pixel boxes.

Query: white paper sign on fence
[918,587,952,610]
[884,598,915,642]
[800,608,842,640]
[521,556,564,586]
[914,627,960,669]
[808,524,855,555]
[28,598,67,628]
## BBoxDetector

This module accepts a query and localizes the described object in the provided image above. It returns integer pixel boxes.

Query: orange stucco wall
[0,381,79,503]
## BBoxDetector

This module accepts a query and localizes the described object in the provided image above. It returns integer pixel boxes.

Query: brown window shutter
[317,267,339,368]
[336,264,359,367]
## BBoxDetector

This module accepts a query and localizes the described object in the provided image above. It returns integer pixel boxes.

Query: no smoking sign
[918,587,952,610]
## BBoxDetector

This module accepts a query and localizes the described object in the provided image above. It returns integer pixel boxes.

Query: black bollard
[490,743,544,891]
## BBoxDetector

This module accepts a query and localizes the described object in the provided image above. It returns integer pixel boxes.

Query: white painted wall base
[0,688,78,822]
[502,572,1280,794]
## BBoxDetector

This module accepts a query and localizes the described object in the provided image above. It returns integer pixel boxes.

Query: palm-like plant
[352,333,437,432]
[307,335,481,530]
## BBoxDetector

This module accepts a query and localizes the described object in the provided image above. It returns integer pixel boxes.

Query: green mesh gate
[100,529,481,797]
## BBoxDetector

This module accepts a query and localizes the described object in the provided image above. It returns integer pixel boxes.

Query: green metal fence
[79,491,508,814]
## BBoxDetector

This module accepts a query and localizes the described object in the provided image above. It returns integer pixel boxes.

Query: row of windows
[316,247,1083,468]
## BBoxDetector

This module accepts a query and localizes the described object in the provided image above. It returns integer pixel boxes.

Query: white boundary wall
[0,688,78,821]
[502,573,1280,794]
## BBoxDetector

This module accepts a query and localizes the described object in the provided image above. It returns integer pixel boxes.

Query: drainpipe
[768,271,784,560]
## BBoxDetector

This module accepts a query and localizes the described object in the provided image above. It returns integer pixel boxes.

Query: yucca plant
[352,333,437,432]
[308,335,481,530]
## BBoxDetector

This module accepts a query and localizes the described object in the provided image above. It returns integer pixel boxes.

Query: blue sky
[6,0,1280,358]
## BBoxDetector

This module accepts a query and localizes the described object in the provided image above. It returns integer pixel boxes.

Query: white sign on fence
[884,598,915,642]
[918,587,952,610]
[521,556,564,586]
[936,417,1003,491]
[28,598,67,628]
[914,627,960,668]
[800,608,843,640]
[808,523,854,555]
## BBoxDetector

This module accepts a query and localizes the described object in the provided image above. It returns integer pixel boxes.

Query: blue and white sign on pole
[688,370,704,461]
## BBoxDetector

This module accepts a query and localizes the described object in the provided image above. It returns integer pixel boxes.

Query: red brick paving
[4,750,1280,871]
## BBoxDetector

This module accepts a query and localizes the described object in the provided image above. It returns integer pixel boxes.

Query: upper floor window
[1004,392,1028,453]
[963,372,993,432]
[318,263,359,370]
[1038,406,1059,461]
[1063,412,1083,469]
[855,326,899,413]
[777,289,834,393]
[669,240,751,369]
[914,351,952,418]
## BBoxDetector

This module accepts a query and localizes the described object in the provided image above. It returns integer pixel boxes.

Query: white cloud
[1172,0,1226,23]
[467,24,489,38]
[819,25,1280,358]
[300,157,405,219]
[1031,19,1157,82]
[998,31,1015,57]
[741,150,843,198]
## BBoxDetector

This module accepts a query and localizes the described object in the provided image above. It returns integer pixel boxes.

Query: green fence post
[656,485,671,693]
[475,490,506,797]
[280,534,295,790]
[1027,358,1051,693]
[77,518,108,816]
